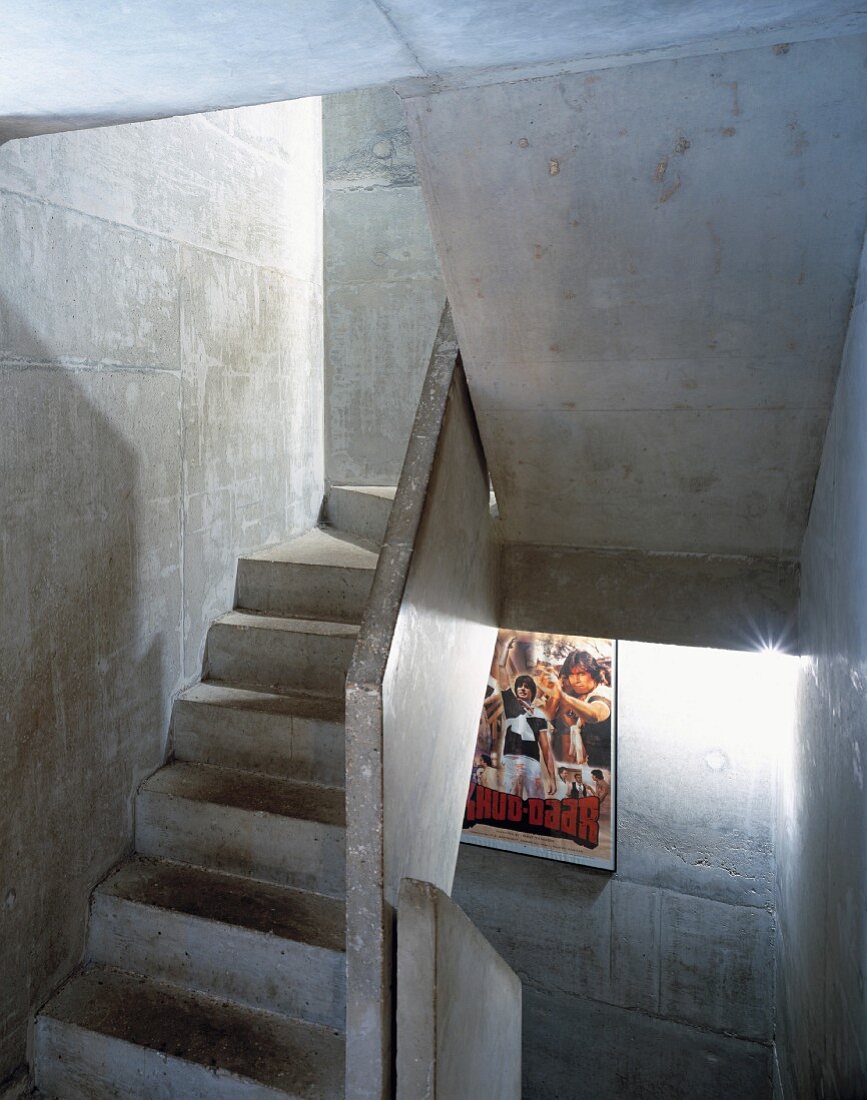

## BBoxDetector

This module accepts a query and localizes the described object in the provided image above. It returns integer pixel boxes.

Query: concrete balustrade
[344,303,502,1097]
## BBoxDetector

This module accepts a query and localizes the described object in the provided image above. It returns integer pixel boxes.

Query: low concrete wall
[397,879,521,1100]
[345,305,500,1098]
[503,543,799,653]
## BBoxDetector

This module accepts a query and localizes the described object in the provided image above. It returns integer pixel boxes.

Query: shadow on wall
[0,301,178,1084]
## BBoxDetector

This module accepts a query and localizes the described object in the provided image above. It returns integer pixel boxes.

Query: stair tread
[40,966,344,1096]
[142,763,345,827]
[179,681,345,724]
[214,611,360,637]
[98,857,345,953]
[331,485,395,500]
[242,528,378,570]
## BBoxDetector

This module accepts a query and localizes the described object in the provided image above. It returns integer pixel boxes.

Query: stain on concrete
[659,178,682,204]
[707,221,723,274]
[726,80,742,116]
[683,473,719,493]
[787,120,809,156]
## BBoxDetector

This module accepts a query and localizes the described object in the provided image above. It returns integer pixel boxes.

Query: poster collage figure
[462,630,616,870]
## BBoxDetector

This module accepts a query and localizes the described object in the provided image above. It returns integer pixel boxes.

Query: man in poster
[496,671,558,799]
[544,649,613,768]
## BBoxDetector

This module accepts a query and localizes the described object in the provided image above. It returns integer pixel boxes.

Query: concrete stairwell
[33,487,395,1099]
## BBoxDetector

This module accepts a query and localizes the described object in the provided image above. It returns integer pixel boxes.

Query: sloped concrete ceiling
[404,35,867,557]
[2,2,867,141]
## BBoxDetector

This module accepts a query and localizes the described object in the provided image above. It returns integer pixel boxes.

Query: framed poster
[462,630,617,870]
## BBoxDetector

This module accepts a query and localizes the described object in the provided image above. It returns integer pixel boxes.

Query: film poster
[462,630,616,870]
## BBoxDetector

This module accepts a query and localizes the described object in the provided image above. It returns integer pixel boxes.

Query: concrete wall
[324,86,445,485]
[346,311,500,1098]
[503,544,799,653]
[0,101,323,1086]
[454,641,790,1099]
[397,878,521,1100]
[776,234,867,1096]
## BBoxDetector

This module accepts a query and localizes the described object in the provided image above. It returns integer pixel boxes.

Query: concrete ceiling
[404,34,867,558]
[2,1,867,141]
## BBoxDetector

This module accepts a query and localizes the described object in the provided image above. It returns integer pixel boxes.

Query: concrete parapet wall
[397,878,521,1100]
[0,101,323,1084]
[345,305,499,1098]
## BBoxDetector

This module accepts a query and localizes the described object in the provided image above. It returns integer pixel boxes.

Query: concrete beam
[502,543,798,653]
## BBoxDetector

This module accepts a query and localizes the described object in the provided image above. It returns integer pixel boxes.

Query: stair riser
[88,895,345,1029]
[172,700,345,786]
[236,559,373,622]
[35,1018,290,1100]
[136,791,345,898]
[325,488,391,545]
[205,623,356,697]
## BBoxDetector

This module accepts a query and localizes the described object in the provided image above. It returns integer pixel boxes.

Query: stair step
[136,763,345,898]
[205,612,358,698]
[89,858,345,1027]
[35,966,343,1099]
[324,485,395,546]
[173,682,344,786]
[236,529,377,622]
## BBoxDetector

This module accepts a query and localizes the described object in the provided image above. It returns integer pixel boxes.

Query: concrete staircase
[33,487,395,1099]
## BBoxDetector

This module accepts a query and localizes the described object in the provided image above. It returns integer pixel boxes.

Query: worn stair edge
[89,858,345,1027]
[172,683,344,786]
[135,764,345,898]
[35,966,343,1100]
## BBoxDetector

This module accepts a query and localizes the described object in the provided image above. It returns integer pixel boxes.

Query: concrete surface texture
[3,2,867,141]
[404,33,867,558]
[453,640,788,1099]
[503,544,799,653]
[776,233,867,1094]
[397,878,521,1100]
[324,86,445,485]
[32,511,386,1095]
[0,99,323,1087]
[345,311,499,1098]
